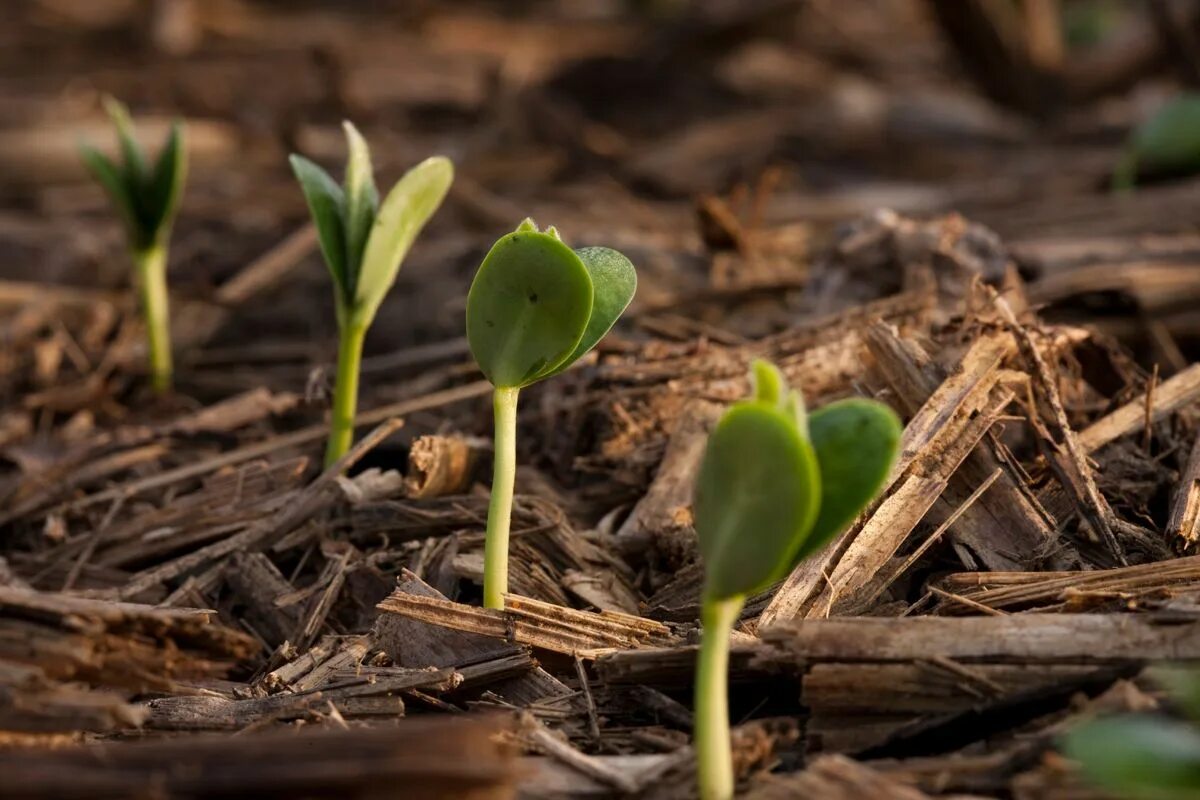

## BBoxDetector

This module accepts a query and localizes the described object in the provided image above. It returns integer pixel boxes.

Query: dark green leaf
[80,145,140,244]
[695,402,821,600]
[1118,95,1200,189]
[1062,715,1200,800]
[340,121,378,293]
[467,225,593,388]
[353,155,453,326]
[289,154,349,305]
[146,120,187,244]
[792,398,901,564]
[102,96,148,185]
[538,246,636,379]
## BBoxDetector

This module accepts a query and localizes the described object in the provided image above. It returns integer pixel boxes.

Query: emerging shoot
[290,124,453,465]
[466,219,636,609]
[691,360,900,800]
[80,97,187,393]
[1113,94,1200,191]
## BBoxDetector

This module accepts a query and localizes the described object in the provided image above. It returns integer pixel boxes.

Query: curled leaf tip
[516,218,538,233]
[750,359,786,406]
[544,225,562,241]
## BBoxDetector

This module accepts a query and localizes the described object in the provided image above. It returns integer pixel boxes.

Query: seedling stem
[695,594,745,800]
[134,243,172,394]
[483,386,519,608]
[325,322,367,466]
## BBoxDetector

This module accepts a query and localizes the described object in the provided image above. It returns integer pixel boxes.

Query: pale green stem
[324,322,367,467]
[134,243,172,393]
[695,594,746,800]
[483,386,519,609]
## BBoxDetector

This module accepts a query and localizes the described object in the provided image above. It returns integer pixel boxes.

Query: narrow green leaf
[791,398,901,564]
[695,402,821,600]
[289,154,349,305]
[467,226,593,388]
[352,155,453,326]
[751,359,786,406]
[1062,716,1200,799]
[340,121,378,293]
[80,145,140,245]
[146,120,187,244]
[102,96,148,184]
[538,246,636,379]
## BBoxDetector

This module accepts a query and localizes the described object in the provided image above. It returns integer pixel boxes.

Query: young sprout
[290,124,453,465]
[80,97,187,393]
[467,220,636,609]
[1062,666,1200,798]
[1113,94,1200,191]
[692,360,900,800]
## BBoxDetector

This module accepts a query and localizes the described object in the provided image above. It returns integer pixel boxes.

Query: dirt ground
[5,1,1200,797]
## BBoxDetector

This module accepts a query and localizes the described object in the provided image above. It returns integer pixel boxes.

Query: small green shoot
[466,220,636,609]
[290,124,453,465]
[80,97,187,393]
[1114,94,1200,192]
[692,360,900,800]
[1062,667,1200,799]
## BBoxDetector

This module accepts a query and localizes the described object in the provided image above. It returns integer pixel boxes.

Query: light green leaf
[146,120,187,244]
[1062,715,1200,800]
[352,155,453,326]
[289,154,349,305]
[538,246,636,379]
[102,96,148,185]
[695,402,821,600]
[751,359,786,406]
[80,145,140,244]
[467,226,593,388]
[340,121,378,293]
[792,398,901,564]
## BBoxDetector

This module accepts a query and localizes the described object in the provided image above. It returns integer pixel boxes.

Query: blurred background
[3,0,1200,404]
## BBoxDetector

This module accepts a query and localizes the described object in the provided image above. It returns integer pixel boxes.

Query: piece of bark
[404,435,480,498]
[745,754,934,800]
[1168,433,1200,547]
[377,588,678,658]
[1077,363,1200,454]
[865,323,1055,572]
[223,552,300,648]
[613,399,722,567]
[759,612,1200,663]
[936,553,1200,613]
[0,716,517,800]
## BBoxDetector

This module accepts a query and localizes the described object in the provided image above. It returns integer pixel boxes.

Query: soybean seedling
[1062,667,1200,799]
[466,220,636,609]
[290,124,453,465]
[692,360,901,800]
[1113,94,1200,191]
[80,97,187,393]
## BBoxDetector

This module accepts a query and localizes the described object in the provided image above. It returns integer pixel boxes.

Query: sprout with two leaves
[692,360,901,800]
[467,220,636,609]
[80,97,187,393]
[291,124,453,465]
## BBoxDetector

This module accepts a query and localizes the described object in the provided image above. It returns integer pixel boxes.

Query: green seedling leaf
[353,155,453,326]
[146,120,187,242]
[103,96,147,183]
[80,146,140,244]
[466,225,594,388]
[1116,94,1200,190]
[792,398,901,564]
[751,359,786,406]
[1153,667,1200,724]
[289,154,348,302]
[341,121,378,290]
[695,402,821,600]
[1062,715,1200,799]
[538,246,636,379]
